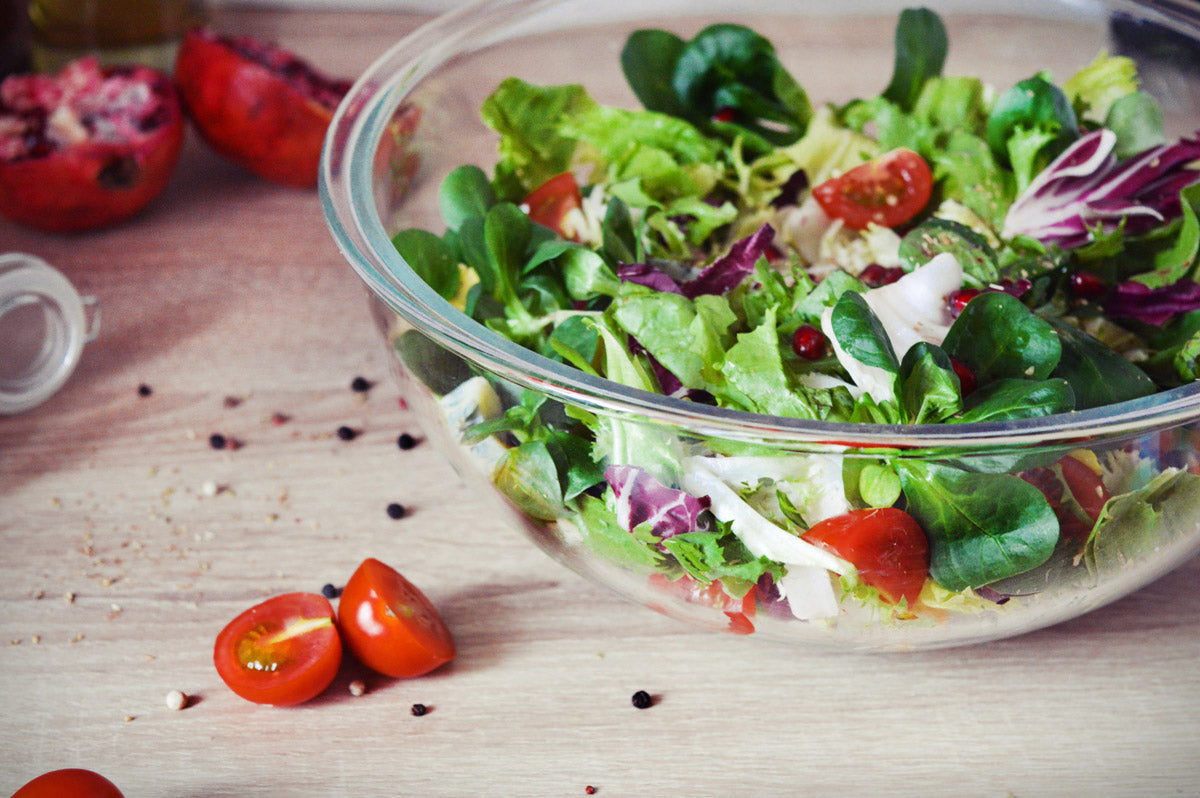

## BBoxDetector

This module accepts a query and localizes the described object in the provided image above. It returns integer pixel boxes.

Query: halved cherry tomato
[336,558,455,679]
[647,573,756,634]
[523,172,583,239]
[11,769,123,798]
[1058,453,1112,522]
[811,148,933,230]
[802,508,929,607]
[213,592,341,706]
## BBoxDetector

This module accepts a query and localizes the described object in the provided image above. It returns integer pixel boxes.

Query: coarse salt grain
[349,680,366,697]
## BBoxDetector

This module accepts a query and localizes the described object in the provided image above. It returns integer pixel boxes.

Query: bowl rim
[320,0,1200,449]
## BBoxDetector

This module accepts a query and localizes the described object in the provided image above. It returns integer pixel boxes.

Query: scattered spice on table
[209,433,227,450]
[321,583,342,599]
[386,502,407,520]
[336,425,358,441]
[631,690,653,709]
[136,383,152,397]
[397,432,418,450]
[350,376,373,393]
[585,787,597,795]
[223,395,244,409]
[410,703,427,716]
[165,690,188,711]
[269,412,291,426]
[349,680,366,697]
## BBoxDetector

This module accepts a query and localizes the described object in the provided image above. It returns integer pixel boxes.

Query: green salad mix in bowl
[323,0,1200,649]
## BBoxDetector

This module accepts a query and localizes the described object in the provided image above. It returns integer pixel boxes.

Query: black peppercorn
[209,433,227,450]
[320,583,341,599]
[386,502,407,520]
[137,384,152,397]
[336,425,358,441]
[397,432,418,450]
[350,376,371,393]
[631,690,652,709]
[410,703,427,716]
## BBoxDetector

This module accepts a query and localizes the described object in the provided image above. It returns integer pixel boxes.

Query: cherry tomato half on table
[811,148,933,230]
[522,172,583,239]
[214,592,342,705]
[802,508,930,607]
[337,558,456,679]
[11,768,124,798]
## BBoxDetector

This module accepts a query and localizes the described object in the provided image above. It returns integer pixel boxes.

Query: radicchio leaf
[605,464,708,539]
[1105,278,1200,326]
[1002,128,1200,248]
[614,225,776,297]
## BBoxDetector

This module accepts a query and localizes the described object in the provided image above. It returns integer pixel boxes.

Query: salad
[388,8,1200,628]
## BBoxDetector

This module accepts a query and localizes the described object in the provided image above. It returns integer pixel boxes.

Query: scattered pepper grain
[349,680,366,697]
[321,583,342,599]
[631,690,653,709]
[208,433,227,450]
[336,425,358,441]
[397,432,418,450]
[410,703,427,716]
[386,503,407,520]
[351,376,372,393]
[585,787,597,795]
[137,384,152,397]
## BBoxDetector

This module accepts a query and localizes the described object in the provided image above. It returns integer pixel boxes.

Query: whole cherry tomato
[522,172,583,239]
[811,148,933,230]
[336,558,456,679]
[802,508,930,607]
[213,592,342,706]
[174,27,351,188]
[0,58,184,232]
[11,768,123,798]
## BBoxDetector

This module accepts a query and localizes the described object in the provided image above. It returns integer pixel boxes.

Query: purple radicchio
[615,224,775,298]
[604,464,708,539]
[1002,128,1200,249]
[1105,278,1200,326]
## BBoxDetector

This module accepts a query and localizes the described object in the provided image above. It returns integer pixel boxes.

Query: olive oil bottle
[28,0,207,72]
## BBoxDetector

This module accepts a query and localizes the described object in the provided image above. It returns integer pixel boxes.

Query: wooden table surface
[2,7,1199,797]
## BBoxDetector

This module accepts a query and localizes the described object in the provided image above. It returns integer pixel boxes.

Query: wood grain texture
[2,8,1199,797]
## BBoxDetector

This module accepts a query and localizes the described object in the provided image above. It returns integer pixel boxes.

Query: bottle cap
[0,252,100,415]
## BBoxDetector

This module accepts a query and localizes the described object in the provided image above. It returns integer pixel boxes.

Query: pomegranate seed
[791,324,827,360]
[712,106,737,123]
[947,288,982,317]
[995,278,1032,298]
[950,357,976,396]
[1069,271,1107,301]
[859,264,905,287]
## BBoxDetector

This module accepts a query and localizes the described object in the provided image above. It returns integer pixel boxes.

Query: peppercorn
[397,432,418,450]
[336,425,358,441]
[350,376,372,393]
[585,787,597,795]
[410,703,427,716]
[321,583,341,599]
[209,433,227,450]
[631,690,653,709]
[386,502,407,520]
[136,383,152,397]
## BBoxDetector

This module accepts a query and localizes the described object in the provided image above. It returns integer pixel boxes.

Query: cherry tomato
[523,172,583,239]
[213,592,341,706]
[336,558,455,679]
[1058,453,1112,522]
[174,28,351,188]
[811,148,933,230]
[802,508,929,607]
[11,769,123,798]
[647,573,756,634]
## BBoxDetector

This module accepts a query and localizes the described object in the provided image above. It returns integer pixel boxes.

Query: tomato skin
[802,508,929,607]
[647,573,756,634]
[11,769,124,798]
[213,592,341,706]
[174,28,350,188]
[811,148,933,230]
[337,558,456,679]
[523,172,583,239]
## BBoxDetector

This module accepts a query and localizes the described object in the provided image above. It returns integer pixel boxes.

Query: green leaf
[1049,320,1156,409]
[927,129,1012,233]
[953,378,1075,423]
[830,291,899,373]
[601,196,639,265]
[1105,91,1167,159]
[439,164,496,230]
[882,7,948,112]
[561,246,621,300]
[898,342,962,424]
[858,462,902,508]
[942,292,1061,382]
[662,529,783,589]
[899,218,999,288]
[1085,469,1200,576]
[390,228,461,300]
[494,441,563,521]
[898,461,1060,591]
[620,29,689,119]
[718,308,819,419]
[1135,181,1200,288]
[572,495,664,570]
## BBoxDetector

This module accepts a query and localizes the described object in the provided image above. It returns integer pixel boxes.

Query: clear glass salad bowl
[322,0,1200,650]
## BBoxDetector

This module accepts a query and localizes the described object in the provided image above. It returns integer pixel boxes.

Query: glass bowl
[321,0,1200,651]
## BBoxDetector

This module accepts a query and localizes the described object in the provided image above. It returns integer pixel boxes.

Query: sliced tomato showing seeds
[213,592,341,706]
[811,148,933,230]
